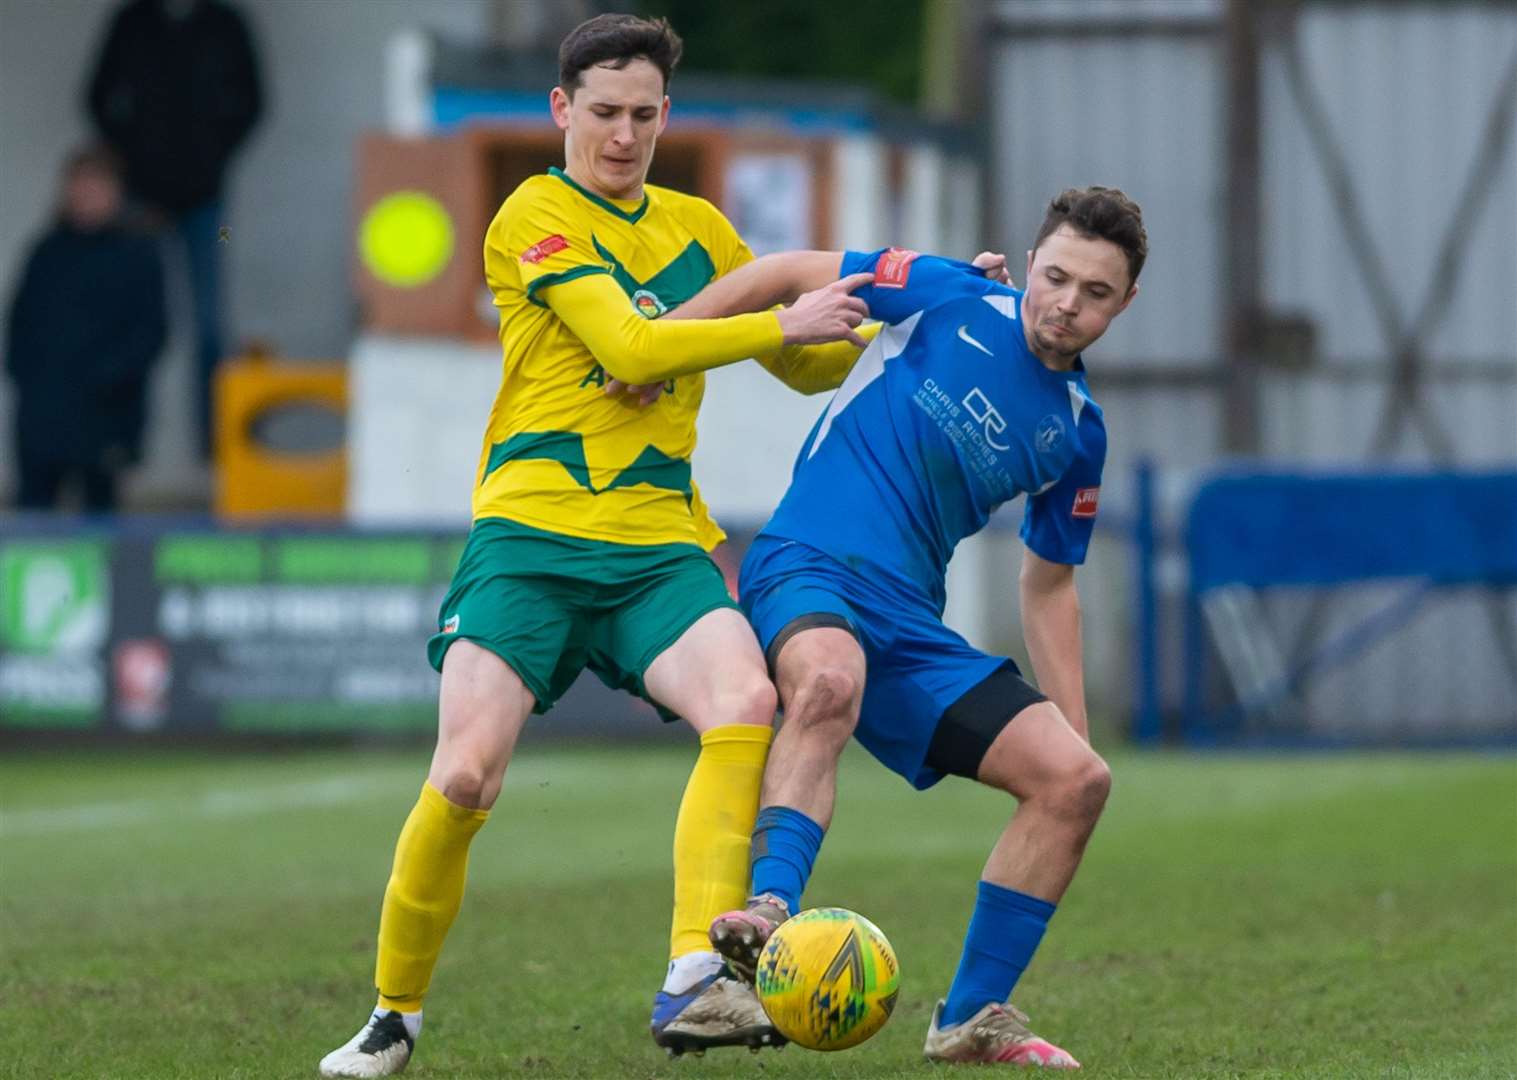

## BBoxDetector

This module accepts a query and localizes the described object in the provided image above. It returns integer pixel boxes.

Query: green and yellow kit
[475,165,849,551]
[430,167,856,708]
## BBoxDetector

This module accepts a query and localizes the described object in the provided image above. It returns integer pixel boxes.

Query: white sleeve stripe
[806,311,922,459]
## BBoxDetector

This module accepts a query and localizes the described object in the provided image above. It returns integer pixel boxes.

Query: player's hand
[776,272,873,348]
[972,251,1014,286]
[604,378,665,407]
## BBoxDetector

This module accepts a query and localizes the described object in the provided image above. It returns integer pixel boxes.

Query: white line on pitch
[0,775,391,837]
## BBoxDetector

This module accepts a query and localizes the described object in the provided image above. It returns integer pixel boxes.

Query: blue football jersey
[758,248,1107,610]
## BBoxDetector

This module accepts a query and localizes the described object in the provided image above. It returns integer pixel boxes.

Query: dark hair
[558,14,683,95]
[1033,186,1147,286]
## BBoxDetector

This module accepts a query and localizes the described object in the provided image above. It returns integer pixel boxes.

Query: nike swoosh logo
[957,324,993,357]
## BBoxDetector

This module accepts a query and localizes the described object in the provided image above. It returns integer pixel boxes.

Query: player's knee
[1053,751,1111,828]
[428,736,507,809]
[1081,753,1113,817]
[785,666,861,742]
[722,671,778,727]
[430,762,492,809]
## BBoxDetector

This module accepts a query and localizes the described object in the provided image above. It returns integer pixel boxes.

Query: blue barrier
[1176,469,1517,745]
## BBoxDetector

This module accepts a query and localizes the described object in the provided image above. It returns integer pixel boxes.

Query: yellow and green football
[754,907,900,1051]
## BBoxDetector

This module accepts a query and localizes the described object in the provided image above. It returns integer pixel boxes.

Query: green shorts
[427,517,739,716]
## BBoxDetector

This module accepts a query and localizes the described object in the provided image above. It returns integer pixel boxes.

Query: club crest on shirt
[521,234,569,264]
[632,288,667,318]
[1035,414,1065,453]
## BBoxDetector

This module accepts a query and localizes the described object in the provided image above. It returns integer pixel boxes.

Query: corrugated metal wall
[1261,6,1516,368]
[989,28,1225,369]
[989,17,1228,511]
[1258,4,1517,464]
[987,0,1517,478]
[983,2,1517,735]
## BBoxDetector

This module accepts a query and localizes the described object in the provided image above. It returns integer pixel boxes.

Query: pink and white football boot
[922,999,1081,1068]
[707,893,791,983]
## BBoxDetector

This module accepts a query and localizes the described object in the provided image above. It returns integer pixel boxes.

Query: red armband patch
[874,247,919,289]
[521,234,569,264]
[1072,487,1100,518]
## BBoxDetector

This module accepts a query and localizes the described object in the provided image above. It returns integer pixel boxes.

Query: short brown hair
[1034,186,1147,286]
[558,14,683,96]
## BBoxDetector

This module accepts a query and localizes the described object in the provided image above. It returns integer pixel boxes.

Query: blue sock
[748,805,825,914]
[940,880,1056,1028]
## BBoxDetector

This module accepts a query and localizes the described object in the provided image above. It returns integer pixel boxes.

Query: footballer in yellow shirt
[320,14,871,1078]
[474,164,848,550]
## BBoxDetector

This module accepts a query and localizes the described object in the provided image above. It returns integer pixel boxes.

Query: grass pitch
[2,742,1514,1079]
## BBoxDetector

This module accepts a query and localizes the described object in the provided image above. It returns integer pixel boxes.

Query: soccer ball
[754,907,900,1051]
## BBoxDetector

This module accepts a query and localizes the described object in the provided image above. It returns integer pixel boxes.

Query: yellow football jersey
[476,167,784,550]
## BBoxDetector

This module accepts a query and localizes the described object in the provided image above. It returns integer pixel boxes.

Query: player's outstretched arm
[669,251,848,320]
[772,277,872,348]
[725,248,1007,394]
[664,256,873,396]
[746,328,882,396]
[547,268,867,385]
[713,272,876,395]
[670,248,1007,323]
[1019,548,1091,742]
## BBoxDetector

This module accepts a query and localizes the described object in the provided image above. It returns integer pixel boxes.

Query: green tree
[642,0,926,106]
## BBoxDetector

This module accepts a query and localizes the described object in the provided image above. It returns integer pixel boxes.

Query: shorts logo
[874,248,919,289]
[1035,415,1065,453]
[521,234,569,264]
[442,613,460,634]
[632,288,666,319]
[1072,487,1100,518]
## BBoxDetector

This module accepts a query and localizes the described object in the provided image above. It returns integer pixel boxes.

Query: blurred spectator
[86,0,263,458]
[4,147,168,512]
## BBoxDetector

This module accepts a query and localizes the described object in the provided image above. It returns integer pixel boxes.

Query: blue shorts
[739,536,1036,789]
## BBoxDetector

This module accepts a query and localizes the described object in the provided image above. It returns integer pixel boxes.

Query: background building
[0,0,1512,739]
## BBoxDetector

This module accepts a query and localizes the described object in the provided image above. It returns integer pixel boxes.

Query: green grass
[2,744,1514,1079]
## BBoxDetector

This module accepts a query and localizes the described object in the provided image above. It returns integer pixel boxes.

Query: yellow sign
[358,191,455,288]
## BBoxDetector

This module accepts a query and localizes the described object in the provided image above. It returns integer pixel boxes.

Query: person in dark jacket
[86,0,262,458]
[5,147,167,511]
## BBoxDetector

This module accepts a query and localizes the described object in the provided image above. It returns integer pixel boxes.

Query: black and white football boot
[318,1008,416,1078]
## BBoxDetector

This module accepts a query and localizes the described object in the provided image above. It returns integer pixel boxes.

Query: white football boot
[318,1008,416,1077]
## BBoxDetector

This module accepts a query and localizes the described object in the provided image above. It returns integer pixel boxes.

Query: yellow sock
[669,724,773,958]
[374,782,489,1011]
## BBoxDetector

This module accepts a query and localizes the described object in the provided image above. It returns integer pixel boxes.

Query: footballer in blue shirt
[661,186,1146,1067]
